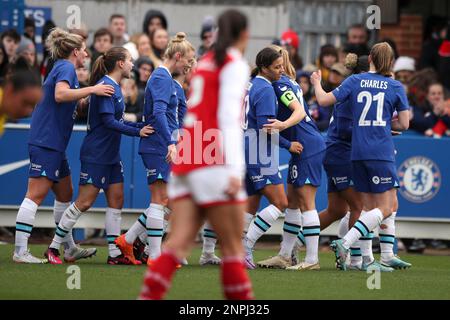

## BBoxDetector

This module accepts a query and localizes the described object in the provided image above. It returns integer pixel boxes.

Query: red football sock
[139,251,179,300]
[221,256,254,300]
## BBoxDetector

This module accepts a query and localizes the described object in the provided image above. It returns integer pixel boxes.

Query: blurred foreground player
[139,10,254,300]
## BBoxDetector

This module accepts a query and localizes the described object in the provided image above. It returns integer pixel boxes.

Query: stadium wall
[1,124,449,239]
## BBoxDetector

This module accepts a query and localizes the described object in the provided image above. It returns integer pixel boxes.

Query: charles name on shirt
[360,79,388,90]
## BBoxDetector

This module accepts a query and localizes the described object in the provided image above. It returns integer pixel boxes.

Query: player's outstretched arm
[310,70,336,107]
[55,81,114,103]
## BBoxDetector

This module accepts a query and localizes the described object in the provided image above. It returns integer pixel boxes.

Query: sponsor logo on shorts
[80,172,88,179]
[379,177,392,184]
[146,169,157,177]
[333,176,348,185]
[398,156,441,203]
[372,176,392,185]
[30,163,42,172]
[101,177,106,184]
[250,175,265,183]
[55,170,59,177]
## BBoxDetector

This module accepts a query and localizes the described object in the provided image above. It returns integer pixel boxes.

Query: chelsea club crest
[398,156,441,203]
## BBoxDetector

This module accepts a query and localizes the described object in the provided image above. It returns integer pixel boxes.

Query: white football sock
[279,208,302,258]
[380,212,396,261]
[245,205,282,248]
[146,203,165,259]
[138,229,147,244]
[360,230,374,264]
[338,212,350,238]
[350,240,362,266]
[15,198,38,255]
[243,212,254,236]
[296,228,305,248]
[50,203,82,250]
[54,200,76,250]
[302,210,320,264]
[106,207,122,258]
[342,208,383,250]
[202,221,217,254]
[125,208,148,245]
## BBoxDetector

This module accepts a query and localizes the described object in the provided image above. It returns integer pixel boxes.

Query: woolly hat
[281,29,300,50]
[16,37,35,55]
[393,56,416,73]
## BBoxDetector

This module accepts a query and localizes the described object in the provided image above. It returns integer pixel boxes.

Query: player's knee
[349,202,363,216]
[109,192,124,208]
[274,198,288,212]
[151,189,168,205]
[287,195,299,209]
[299,199,315,213]
[75,199,93,212]
[379,205,392,218]
[56,188,73,203]
[25,191,46,206]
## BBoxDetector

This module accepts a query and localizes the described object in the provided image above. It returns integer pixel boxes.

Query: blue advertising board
[0,0,25,33]
[0,125,449,220]
[24,6,52,55]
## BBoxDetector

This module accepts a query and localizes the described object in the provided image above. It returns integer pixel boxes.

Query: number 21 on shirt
[357,91,386,127]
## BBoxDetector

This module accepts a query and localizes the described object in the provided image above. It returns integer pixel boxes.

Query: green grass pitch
[1,244,449,300]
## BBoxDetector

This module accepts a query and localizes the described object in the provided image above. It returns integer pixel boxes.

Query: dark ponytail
[214,9,248,66]
[250,47,282,78]
[89,47,129,85]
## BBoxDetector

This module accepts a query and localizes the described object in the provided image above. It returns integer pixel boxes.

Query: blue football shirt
[174,80,187,129]
[273,75,325,160]
[332,72,409,162]
[324,100,353,165]
[80,76,134,165]
[29,59,79,152]
[244,76,280,168]
[139,66,178,155]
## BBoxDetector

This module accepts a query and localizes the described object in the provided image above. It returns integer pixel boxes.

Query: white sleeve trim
[218,58,249,179]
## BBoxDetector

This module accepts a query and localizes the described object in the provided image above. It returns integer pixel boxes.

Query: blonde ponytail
[45,27,84,60]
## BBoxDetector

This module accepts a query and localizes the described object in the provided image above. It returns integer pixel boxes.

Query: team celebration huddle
[11,8,412,300]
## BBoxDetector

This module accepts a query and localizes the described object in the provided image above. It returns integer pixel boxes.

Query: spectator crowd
[2,12,450,137]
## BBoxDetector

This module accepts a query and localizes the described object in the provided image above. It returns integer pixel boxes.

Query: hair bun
[344,53,358,70]
[173,32,187,42]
